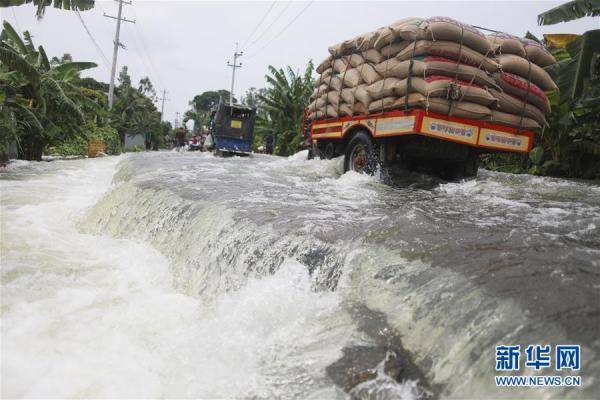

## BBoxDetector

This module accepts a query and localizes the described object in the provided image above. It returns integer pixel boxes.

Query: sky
[1,0,598,128]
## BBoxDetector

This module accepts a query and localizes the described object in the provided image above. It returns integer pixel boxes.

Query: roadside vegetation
[185,63,314,156]
[0,0,95,19]
[1,0,599,180]
[0,20,166,160]
[480,0,600,179]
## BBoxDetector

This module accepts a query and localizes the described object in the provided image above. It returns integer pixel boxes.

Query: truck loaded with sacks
[304,16,558,180]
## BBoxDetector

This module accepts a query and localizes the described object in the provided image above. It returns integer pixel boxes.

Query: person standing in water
[263,132,275,155]
[175,129,186,151]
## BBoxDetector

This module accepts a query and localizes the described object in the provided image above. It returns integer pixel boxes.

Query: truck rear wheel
[453,153,479,179]
[344,131,379,175]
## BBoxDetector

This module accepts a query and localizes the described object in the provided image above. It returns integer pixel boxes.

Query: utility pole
[157,89,169,121]
[105,0,135,110]
[227,43,243,106]
[175,112,180,128]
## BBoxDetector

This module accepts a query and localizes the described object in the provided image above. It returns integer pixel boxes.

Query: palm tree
[0,20,98,159]
[0,0,95,19]
[258,62,314,155]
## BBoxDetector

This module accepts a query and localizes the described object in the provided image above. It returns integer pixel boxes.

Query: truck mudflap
[310,109,534,154]
[214,136,253,154]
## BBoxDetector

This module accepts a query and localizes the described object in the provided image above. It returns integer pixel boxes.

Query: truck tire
[344,131,379,174]
[453,153,479,179]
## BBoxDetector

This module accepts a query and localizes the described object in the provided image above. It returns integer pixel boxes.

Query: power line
[246,0,314,60]
[125,22,161,89]
[245,0,293,51]
[75,10,110,71]
[240,1,277,50]
[129,7,165,88]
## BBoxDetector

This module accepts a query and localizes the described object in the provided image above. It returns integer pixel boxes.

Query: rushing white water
[0,158,345,398]
[2,152,599,399]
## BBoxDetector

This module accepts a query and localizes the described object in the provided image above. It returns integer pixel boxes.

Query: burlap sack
[493,71,551,114]
[354,84,372,106]
[322,74,343,92]
[396,40,500,73]
[487,33,526,57]
[380,41,411,59]
[392,93,493,119]
[341,87,356,105]
[308,96,326,112]
[373,17,424,49]
[332,58,349,73]
[368,96,398,113]
[367,78,403,100]
[323,90,341,107]
[339,103,354,117]
[328,42,344,57]
[358,63,382,85]
[332,54,365,73]
[312,83,328,99]
[362,48,384,64]
[489,110,540,129]
[308,106,338,121]
[342,68,363,87]
[392,76,498,107]
[354,101,368,115]
[314,68,333,85]
[357,29,382,51]
[316,56,332,74]
[373,27,396,50]
[521,38,557,67]
[390,17,424,41]
[495,54,557,91]
[375,56,499,89]
[489,89,547,126]
[329,37,363,56]
[419,17,492,55]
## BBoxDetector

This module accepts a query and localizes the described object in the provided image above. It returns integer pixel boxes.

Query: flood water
[1,152,599,399]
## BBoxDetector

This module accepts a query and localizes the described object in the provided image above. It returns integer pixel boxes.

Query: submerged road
[1,152,599,399]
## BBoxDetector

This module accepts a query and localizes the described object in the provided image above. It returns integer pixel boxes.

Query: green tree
[0,0,95,19]
[535,3,600,178]
[0,20,99,160]
[483,4,599,178]
[110,66,162,149]
[184,89,234,133]
[241,87,266,108]
[538,0,600,25]
[257,62,314,156]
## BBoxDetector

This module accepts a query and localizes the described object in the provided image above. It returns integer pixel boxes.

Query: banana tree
[0,0,95,19]
[538,0,600,25]
[533,2,600,178]
[258,62,314,156]
[0,20,98,160]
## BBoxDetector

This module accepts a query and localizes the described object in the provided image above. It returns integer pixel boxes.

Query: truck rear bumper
[214,136,253,154]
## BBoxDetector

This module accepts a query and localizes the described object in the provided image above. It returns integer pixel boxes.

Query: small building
[124,133,146,151]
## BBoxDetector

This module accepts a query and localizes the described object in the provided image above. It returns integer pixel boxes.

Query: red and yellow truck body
[310,109,534,154]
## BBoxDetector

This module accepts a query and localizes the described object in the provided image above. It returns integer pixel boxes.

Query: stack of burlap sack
[307,16,557,130]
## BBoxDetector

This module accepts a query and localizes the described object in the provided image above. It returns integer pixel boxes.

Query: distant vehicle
[204,103,256,156]
[188,134,203,151]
